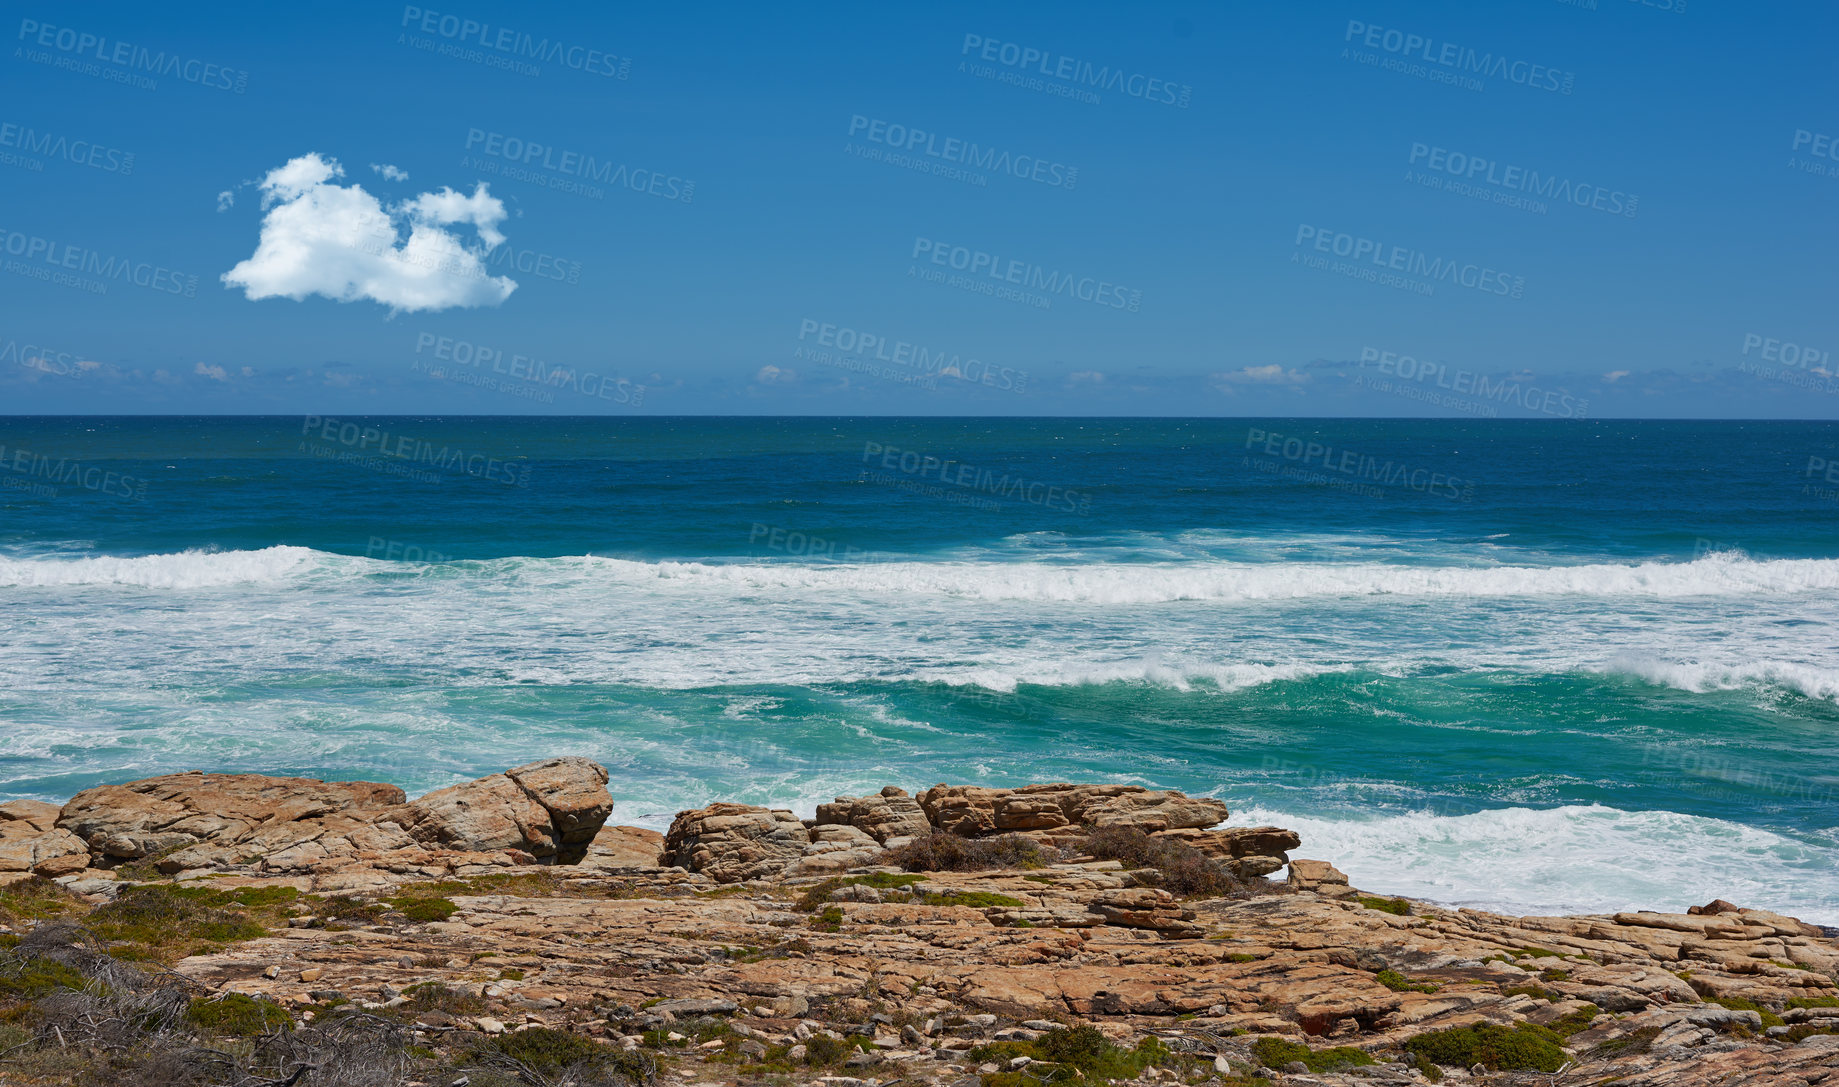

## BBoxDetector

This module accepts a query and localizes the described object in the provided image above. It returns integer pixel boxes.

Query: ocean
[3,416,1837,921]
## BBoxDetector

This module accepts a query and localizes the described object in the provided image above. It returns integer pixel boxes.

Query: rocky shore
[3,760,1838,1086]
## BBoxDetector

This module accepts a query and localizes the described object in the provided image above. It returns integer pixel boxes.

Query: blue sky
[1,0,1835,416]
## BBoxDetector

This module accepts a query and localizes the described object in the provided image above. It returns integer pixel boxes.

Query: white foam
[935,660,1357,692]
[569,551,1839,604]
[1601,655,1839,703]
[0,545,329,588]
[4,546,1837,602]
[1235,803,1839,924]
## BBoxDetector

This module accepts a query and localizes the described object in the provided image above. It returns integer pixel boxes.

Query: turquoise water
[3,417,1839,919]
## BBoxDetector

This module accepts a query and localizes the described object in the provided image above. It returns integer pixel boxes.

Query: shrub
[1077,826,1244,898]
[0,956,89,1000]
[1250,1036,1374,1072]
[1788,996,1839,1010]
[972,1026,1176,1084]
[87,885,266,960]
[883,832,1059,872]
[0,876,86,924]
[404,981,485,1015]
[1405,1023,1567,1072]
[186,992,291,1036]
[803,1033,870,1065]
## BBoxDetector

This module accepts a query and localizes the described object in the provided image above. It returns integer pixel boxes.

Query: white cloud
[221,152,516,313]
[216,190,236,212]
[194,362,228,381]
[370,163,409,182]
[1603,370,1630,383]
[754,365,796,384]
[1068,370,1105,384]
[1215,364,1308,386]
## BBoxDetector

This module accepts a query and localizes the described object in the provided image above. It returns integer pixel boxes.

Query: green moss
[1226,952,1262,963]
[1249,1037,1374,1072]
[1513,946,1559,958]
[1405,1023,1567,1072]
[1358,896,1411,916]
[1787,996,1839,1010]
[1781,1024,1839,1044]
[809,907,844,932]
[1376,969,1440,994]
[186,993,292,1036]
[1709,996,1785,1028]
[844,872,927,889]
[1408,1053,1444,1082]
[388,894,458,922]
[1022,875,1056,884]
[1539,968,1570,982]
[917,890,1025,908]
[497,968,525,981]
[1501,984,1560,1002]
[1547,1003,1600,1038]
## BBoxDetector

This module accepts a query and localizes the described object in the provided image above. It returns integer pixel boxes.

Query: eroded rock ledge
[3,761,1837,1087]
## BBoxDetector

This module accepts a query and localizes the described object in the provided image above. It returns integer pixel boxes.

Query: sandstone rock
[384,758,612,861]
[1287,858,1354,898]
[815,787,931,844]
[662,803,811,882]
[790,824,884,877]
[0,801,91,876]
[578,825,666,870]
[504,758,614,846]
[57,771,407,863]
[916,784,1228,838]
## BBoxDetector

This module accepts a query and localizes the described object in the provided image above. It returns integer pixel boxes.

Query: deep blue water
[3,416,1839,919]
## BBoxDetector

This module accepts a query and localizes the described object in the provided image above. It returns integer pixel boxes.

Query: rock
[475,1017,507,1034]
[661,803,811,883]
[57,772,406,863]
[815,788,931,844]
[1689,898,1742,915]
[384,758,612,861]
[578,825,666,871]
[830,883,882,904]
[1155,825,1300,860]
[916,783,1228,838]
[504,758,614,847]
[651,998,737,1016]
[791,824,886,876]
[0,801,92,877]
[1287,858,1354,898]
